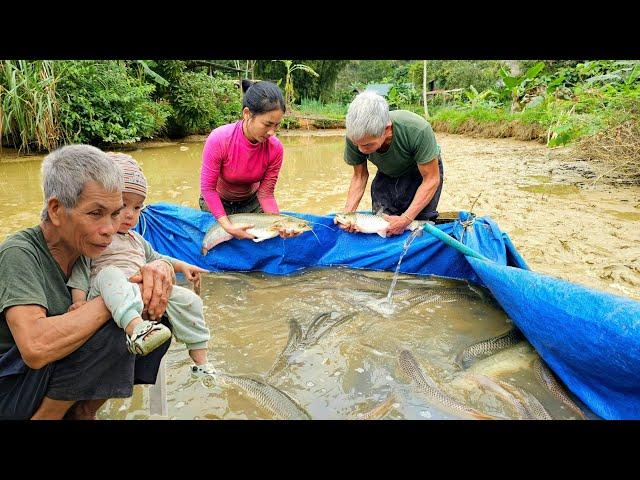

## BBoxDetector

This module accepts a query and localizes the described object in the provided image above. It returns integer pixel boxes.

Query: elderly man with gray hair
[0,144,174,419]
[336,91,444,235]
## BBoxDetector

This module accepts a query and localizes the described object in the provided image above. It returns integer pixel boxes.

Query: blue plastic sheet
[135,202,640,419]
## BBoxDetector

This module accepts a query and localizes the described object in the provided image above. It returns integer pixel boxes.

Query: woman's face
[243,107,284,143]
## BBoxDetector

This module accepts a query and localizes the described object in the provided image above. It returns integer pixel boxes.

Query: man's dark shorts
[0,318,171,420]
[371,154,444,221]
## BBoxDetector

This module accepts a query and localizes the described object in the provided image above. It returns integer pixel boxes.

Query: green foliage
[56,61,170,145]
[166,71,241,137]
[0,60,61,152]
[276,60,319,108]
[498,61,546,111]
[410,60,504,92]
[256,60,349,103]
[297,98,348,119]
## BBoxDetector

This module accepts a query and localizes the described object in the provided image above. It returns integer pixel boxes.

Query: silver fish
[266,312,356,379]
[201,213,312,254]
[534,357,586,420]
[467,373,533,420]
[497,380,553,420]
[356,394,397,420]
[398,350,496,420]
[266,318,303,379]
[334,212,429,238]
[455,328,524,369]
[203,373,310,420]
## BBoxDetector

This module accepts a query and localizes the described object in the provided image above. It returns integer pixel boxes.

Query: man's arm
[343,163,369,213]
[335,164,369,233]
[384,159,440,236]
[5,298,111,369]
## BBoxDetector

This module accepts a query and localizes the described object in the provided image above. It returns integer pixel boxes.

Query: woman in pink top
[200,80,298,241]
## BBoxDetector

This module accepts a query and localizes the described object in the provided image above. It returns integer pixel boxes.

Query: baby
[67,152,215,378]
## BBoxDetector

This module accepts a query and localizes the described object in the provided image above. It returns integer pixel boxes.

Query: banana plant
[276,60,319,109]
[499,61,545,111]
[464,85,498,108]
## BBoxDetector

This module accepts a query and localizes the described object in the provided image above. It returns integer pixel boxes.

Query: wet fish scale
[455,328,524,369]
[398,350,495,420]
[204,373,310,420]
[534,357,586,419]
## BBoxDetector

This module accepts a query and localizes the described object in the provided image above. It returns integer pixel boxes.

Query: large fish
[454,327,524,369]
[202,372,310,420]
[533,357,587,420]
[266,312,356,379]
[334,212,430,238]
[201,213,313,254]
[467,373,534,420]
[398,350,496,420]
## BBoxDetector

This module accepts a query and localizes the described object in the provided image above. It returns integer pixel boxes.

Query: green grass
[295,98,348,119]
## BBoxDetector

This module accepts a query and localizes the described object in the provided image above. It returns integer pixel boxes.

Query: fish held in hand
[201,213,313,255]
[334,212,429,238]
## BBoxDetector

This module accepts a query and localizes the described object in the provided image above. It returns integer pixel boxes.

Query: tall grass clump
[0,60,61,153]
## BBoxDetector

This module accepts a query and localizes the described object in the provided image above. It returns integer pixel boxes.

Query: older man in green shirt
[0,144,174,420]
[338,91,444,236]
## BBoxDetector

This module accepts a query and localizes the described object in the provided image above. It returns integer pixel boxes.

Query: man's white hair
[346,91,390,142]
[40,144,124,221]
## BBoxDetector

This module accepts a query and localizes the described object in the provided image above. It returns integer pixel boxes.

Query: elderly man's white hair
[40,144,124,221]
[346,91,390,142]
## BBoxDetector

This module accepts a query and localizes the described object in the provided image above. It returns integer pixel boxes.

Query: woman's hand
[333,217,361,233]
[128,260,174,320]
[224,223,257,240]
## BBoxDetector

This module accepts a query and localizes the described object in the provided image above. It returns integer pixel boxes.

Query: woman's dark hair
[242,80,286,115]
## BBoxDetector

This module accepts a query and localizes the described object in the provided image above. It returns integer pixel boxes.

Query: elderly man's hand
[128,260,174,320]
[383,214,412,236]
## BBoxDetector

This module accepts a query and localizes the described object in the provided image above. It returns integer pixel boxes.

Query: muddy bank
[436,132,640,300]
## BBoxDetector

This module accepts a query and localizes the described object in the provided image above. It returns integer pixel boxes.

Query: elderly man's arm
[5,298,111,370]
[335,164,369,233]
[384,159,440,236]
[128,259,175,321]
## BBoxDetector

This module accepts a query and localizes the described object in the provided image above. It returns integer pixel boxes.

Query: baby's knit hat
[106,152,147,198]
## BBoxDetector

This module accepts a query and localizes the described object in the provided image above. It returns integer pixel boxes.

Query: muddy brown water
[1,131,637,419]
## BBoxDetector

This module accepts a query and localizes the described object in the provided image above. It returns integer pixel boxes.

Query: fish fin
[201,247,208,256]
[376,230,387,238]
[453,350,466,370]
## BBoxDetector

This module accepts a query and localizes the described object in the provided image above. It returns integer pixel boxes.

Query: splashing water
[385,228,424,307]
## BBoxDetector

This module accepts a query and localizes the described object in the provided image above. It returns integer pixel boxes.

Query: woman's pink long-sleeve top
[200,120,283,219]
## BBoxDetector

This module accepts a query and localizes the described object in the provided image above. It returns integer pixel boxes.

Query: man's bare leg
[64,399,108,420]
[31,397,75,420]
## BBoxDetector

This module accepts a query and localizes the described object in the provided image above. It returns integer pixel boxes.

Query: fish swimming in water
[202,372,310,420]
[266,312,356,379]
[356,394,397,420]
[533,357,586,420]
[454,327,524,369]
[201,213,313,255]
[334,212,430,238]
[398,350,496,420]
[467,373,535,420]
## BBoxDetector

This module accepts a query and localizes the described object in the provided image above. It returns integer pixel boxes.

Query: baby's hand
[68,301,88,312]
[183,264,209,283]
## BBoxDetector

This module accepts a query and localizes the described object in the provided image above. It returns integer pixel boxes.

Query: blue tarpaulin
[135,202,640,420]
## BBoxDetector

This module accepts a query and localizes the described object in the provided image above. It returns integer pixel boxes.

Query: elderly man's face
[59,180,123,258]
[352,125,392,155]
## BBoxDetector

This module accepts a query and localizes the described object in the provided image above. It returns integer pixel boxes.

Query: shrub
[56,61,170,145]
[167,71,241,137]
